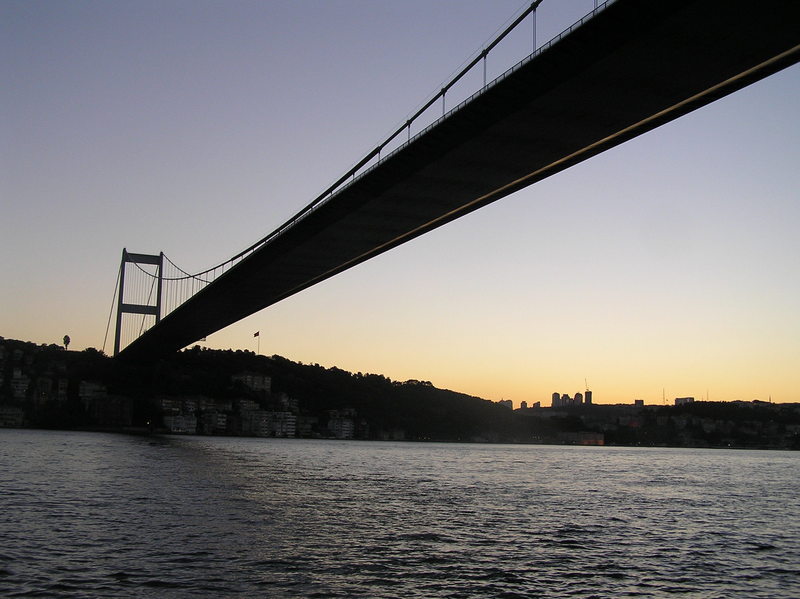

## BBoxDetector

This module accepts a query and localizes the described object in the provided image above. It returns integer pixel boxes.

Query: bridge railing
[336,0,615,201]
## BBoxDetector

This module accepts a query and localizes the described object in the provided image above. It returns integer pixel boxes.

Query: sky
[2,0,798,407]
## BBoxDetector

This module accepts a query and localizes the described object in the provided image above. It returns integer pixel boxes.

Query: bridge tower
[114,249,164,356]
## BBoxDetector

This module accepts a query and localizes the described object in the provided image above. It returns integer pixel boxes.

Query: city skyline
[2,1,798,407]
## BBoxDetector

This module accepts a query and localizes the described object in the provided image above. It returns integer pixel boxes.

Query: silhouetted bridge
[114,0,800,358]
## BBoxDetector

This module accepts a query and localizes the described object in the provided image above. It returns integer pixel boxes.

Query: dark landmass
[1,336,798,449]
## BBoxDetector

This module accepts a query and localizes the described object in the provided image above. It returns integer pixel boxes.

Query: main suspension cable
[102,260,122,355]
[121,1,550,286]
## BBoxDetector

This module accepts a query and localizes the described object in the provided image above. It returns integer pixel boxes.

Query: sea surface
[1,429,798,598]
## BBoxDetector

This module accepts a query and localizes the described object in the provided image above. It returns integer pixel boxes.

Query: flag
[253,331,259,337]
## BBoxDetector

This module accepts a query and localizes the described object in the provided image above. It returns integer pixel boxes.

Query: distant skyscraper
[520,401,528,409]
[552,392,560,408]
[575,392,583,404]
[585,390,593,405]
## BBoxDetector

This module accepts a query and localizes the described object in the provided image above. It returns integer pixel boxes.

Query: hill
[1,337,798,448]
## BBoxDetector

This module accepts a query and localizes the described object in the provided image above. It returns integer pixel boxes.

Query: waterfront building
[327,410,355,439]
[163,413,197,434]
[57,378,68,402]
[297,415,318,438]
[0,405,24,427]
[558,431,605,445]
[89,395,132,427]
[197,397,217,412]
[198,410,228,435]
[239,409,296,437]
[214,411,228,433]
[215,399,233,412]
[238,398,260,412]
[241,409,271,436]
[277,392,299,412]
[10,369,30,400]
[34,376,53,405]
[269,411,297,437]
[79,381,108,411]
[158,396,181,414]
[232,372,271,393]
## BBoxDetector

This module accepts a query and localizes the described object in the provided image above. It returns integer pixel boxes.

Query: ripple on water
[1,432,799,598]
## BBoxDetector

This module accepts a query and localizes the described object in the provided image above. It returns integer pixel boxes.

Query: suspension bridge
[111,0,800,359]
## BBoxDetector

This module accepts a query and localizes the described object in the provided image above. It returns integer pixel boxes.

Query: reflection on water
[1,429,799,597]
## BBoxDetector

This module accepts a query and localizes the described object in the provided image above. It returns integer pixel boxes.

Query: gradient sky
[2,1,798,406]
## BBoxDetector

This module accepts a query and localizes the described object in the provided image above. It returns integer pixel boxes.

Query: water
[1,429,798,598]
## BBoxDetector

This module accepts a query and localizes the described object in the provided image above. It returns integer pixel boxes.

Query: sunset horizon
[3,0,798,407]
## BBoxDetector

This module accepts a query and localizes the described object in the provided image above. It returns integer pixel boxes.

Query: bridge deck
[121,0,800,359]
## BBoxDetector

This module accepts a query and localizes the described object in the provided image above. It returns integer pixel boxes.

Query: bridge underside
[121,0,800,360]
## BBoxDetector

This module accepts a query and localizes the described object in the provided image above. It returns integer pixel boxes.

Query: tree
[63,335,70,350]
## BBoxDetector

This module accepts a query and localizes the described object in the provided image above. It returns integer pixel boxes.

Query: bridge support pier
[114,249,163,356]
